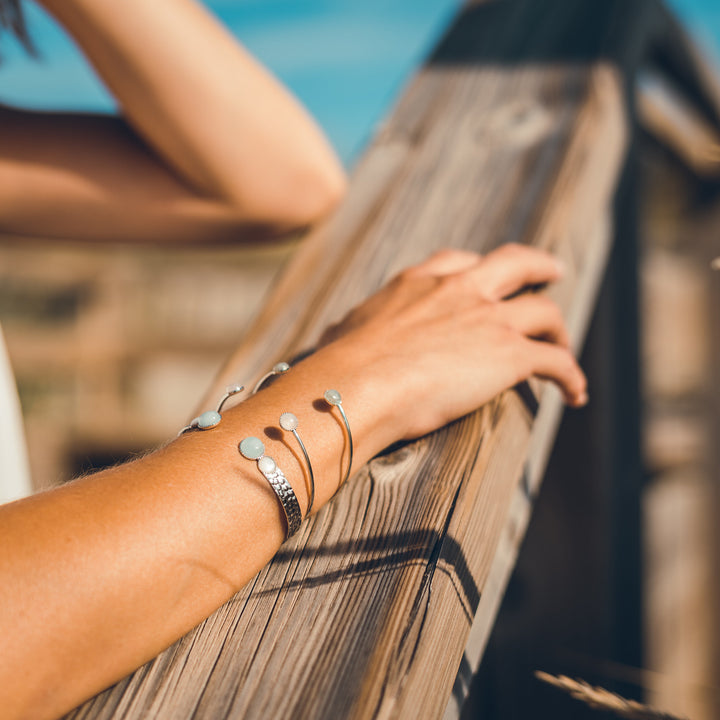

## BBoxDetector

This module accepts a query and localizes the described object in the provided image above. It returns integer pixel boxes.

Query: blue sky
[0,0,718,165]
[668,0,720,61]
[0,0,462,165]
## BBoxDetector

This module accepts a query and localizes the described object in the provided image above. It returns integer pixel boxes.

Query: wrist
[308,333,412,452]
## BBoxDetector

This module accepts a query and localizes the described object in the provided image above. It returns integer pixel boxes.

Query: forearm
[0,339,397,720]
[0,106,285,244]
[37,0,346,227]
[0,246,588,718]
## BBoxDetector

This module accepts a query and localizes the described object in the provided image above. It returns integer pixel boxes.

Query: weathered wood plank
[639,72,720,176]
[65,1,638,718]
[446,213,613,717]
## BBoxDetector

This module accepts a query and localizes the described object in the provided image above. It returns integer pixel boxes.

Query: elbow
[302,160,347,222]
[219,154,348,232]
[277,156,347,228]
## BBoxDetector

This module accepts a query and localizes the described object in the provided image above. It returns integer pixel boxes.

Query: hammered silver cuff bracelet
[239,436,302,538]
[177,363,353,539]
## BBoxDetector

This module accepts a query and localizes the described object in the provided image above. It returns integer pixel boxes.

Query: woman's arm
[0,0,346,243]
[0,246,587,719]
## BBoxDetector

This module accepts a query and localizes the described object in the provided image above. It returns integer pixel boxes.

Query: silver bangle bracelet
[252,361,290,394]
[239,436,302,539]
[178,383,244,436]
[323,389,353,488]
[279,412,315,514]
[177,366,349,534]
[178,359,290,437]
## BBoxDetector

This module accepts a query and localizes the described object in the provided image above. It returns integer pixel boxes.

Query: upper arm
[0,105,344,244]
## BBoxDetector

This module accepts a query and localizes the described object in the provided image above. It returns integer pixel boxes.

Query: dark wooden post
[464,148,645,719]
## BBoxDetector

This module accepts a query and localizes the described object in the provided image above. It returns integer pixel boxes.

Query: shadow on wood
[64,0,720,718]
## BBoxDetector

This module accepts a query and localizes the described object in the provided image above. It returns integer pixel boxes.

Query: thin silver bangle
[252,361,290,394]
[178,383,244,436]
[178,358,290,437]
[279,412,315,514]
[239,436,302,538]
[216,384,245,413]
[324,389,353,488]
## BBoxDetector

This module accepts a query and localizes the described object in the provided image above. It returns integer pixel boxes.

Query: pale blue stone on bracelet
[177,383,245,436]
[239,436,265,460]
[196,410,222,429]
[238,435,303,537]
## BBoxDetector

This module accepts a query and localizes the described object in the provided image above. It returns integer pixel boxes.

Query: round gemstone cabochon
[239,436,265,460]
[197,410,222,429]
[258,455,277,474]
[279,412,298,431]
[324,389,342,406]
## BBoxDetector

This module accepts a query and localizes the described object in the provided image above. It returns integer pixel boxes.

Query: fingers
[519,338,587,407]
[407,249,482,277]
[493,294,570,347]
[402,245,563,303]
[468,243,564,301]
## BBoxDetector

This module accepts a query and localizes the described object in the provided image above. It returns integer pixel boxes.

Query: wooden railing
[67,0,720,717]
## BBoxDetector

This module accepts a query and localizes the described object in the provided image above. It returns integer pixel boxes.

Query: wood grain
[65,1,637,718]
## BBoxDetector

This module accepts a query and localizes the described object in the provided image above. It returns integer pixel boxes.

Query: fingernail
[577,391,589,406]
[554,258,566,277]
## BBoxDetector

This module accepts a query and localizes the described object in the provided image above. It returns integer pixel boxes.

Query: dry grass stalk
[535,671,689,720]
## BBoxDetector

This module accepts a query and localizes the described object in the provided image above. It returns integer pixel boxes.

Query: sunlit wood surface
[65,1,632,717]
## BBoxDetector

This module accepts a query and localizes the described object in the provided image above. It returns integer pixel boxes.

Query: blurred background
[1,0,720,718]
[0,0,465,486]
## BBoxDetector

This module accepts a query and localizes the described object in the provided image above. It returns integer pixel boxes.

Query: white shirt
[0,324,32,503]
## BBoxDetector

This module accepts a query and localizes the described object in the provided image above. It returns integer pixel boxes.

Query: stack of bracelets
[177,362,353,540]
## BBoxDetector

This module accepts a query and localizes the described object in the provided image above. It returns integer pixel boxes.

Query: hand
[324,244,587,441]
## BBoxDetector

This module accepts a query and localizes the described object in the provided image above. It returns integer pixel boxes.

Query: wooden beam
[65,1,641,717]
[633,0,720,176]
[638,72,720,176]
